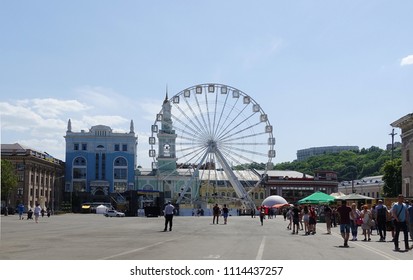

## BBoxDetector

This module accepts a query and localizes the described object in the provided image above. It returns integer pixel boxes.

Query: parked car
[104,210,125,217]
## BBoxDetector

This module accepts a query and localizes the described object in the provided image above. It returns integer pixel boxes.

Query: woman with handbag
[350,203,361,241]
[361,205,372,241]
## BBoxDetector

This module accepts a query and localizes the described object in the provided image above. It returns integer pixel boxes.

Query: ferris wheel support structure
[176,140,257,209]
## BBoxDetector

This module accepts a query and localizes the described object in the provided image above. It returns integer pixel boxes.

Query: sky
[1,0,412,169]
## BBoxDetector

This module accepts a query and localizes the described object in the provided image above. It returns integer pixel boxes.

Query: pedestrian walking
[375,200,388,242]
[163,201,175,232]
[337,200,352,248]
[212,204,220,224]
[282,208,287,221]
[34,204,41,223]
[17,203,25,220]
[291,205,300,234]
[286,207,292,230]
[350,203,360,241]
[302,205,310,235]
[324,204,332,234]
[308,206,317,234]
[392,194,409,251]
[222,204,229,224]
[250,208,255,218]
[259,206,265,226]
[360,205,372,241]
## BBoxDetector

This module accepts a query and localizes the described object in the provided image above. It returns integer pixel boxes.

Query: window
[122,144,127,151]
[114,169,127,179]
[95,154,99,180]
[114,157,127,166]
[73,168,87,179]
[74,143,79,150]
[74,157,86,166]
[114,144,120,151]
[102,153,106,180]
[82,143,87,151]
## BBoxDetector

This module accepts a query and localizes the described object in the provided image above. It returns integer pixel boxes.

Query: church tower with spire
[157,93,178,174]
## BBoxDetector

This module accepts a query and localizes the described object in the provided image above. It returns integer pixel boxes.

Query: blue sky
[1,1,412,168]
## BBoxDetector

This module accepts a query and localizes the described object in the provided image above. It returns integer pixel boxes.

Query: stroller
[27,209,33,219]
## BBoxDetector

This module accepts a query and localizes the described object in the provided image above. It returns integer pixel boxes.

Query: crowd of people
[336,194,412,251]
[4,203,52,222]
[282,204,332,235]
[278,195,412,252]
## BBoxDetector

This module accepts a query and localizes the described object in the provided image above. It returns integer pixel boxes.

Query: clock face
[164,144,171,157]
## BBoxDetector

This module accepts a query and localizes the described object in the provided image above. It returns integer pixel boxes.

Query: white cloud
[137,98,163,122]
[76,86,137,114]
[0,86,165,166]
[16,98,91,118]
[401,54,413,66]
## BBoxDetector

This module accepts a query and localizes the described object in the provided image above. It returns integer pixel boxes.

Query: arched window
[114,157,127,166]
[74,157,86,166]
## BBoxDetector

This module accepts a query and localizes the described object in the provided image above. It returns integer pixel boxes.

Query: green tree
[233,146,402,181]
[1,159,18,206]
[381,158,402,197]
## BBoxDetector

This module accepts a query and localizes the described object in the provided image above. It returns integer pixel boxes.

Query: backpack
[377,206,387,218]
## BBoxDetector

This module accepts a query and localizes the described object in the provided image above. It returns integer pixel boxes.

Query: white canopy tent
[96,204,108,214]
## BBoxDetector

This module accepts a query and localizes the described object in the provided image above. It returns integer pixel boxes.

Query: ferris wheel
[149,83,275,209]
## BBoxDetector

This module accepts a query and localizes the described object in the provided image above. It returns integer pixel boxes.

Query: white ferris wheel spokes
[149,84,275,209]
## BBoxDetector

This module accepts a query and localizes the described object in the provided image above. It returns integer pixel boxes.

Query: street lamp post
[343,165,358,193]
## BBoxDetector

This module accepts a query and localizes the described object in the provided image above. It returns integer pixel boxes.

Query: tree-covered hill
[274,146,401,181]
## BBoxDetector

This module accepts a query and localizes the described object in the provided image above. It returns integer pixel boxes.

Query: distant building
[263,170,338,203]
[64,120,137,211]
[1,143,64,211]
[391,113,413,197]
[338,175,384,198]
[386,142,402,151]
[297,146,359,161]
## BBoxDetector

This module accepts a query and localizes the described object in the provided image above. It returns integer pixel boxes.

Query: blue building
[64,120,137,211]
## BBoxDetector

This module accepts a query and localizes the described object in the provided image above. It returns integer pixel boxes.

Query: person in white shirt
[163,201,175,232]
[34,204,41,223]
